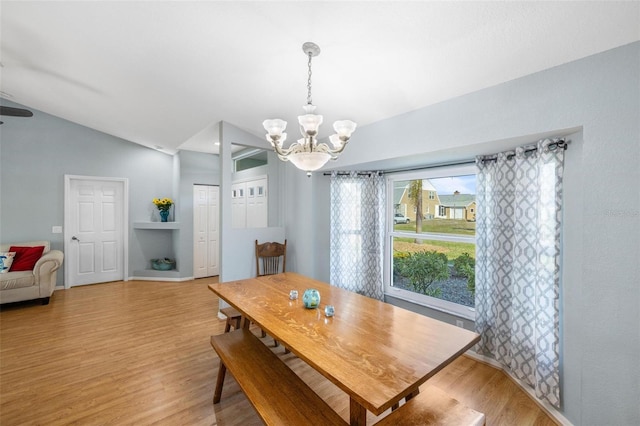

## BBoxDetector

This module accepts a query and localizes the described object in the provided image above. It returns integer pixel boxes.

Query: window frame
[384,164,476,320]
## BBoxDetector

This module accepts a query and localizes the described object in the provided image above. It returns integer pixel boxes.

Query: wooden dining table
[208,272,480,426]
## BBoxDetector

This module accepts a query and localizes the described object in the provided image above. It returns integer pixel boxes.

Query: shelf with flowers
[134,197,179,229]
[132,197,180,280]
[153,197,174,222]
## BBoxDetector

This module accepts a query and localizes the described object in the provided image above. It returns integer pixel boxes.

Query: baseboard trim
[128,276,195,282]
[56,277,196,288]
[464,350,572,426]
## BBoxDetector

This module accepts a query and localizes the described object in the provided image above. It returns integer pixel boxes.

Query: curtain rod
[323,138,567,175]
[478,138,567,164]
[383,159,476,175]
[322,171,383,177]
[322,159,475,176]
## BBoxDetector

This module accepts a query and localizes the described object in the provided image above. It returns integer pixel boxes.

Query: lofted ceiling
[1,1,638,155]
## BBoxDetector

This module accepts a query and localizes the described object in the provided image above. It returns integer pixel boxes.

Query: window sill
[385,287,476,321]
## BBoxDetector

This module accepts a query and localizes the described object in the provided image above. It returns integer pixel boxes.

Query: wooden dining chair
[220,240,287,337]
[255,239,287,277]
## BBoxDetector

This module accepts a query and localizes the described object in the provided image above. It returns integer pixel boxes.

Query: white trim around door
[64,175,129,289]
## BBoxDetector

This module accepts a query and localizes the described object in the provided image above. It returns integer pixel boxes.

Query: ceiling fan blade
[0,106,34,117]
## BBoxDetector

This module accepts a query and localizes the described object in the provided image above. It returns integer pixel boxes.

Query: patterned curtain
[330,171,385,300]
[475,138,565,407]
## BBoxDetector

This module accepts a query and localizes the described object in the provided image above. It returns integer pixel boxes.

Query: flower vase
[159,210,170,222]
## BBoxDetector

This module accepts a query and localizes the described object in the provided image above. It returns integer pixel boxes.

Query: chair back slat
[255,240,287,276]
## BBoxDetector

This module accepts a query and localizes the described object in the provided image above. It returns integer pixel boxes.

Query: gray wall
[175,150,221,276]
[218,121,285,283]
[0,101,225,283]
[282,164,326,278]
[0,100,176,285]
[284,42,640,425]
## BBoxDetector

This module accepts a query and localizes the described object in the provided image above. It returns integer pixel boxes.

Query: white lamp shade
[329,134,344,149]
[287,152,331,172]
[263,119,287,137]
[298,114,323,135]
[333,120,357,138]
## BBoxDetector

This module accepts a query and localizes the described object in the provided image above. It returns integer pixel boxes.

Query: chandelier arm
[317,140,350,156]
[270,138,312,158]
[329,141,349,156]
[315,145,341,161]
[269,139,294,158]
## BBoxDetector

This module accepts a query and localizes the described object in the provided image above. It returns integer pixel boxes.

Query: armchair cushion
[1,271,34,290]
[9,246,45,271]
[0,252,16,273]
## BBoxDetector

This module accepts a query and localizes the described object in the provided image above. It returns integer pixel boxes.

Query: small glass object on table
[289,290,298,300]
[324,305,335,317]
[302,288,320,309]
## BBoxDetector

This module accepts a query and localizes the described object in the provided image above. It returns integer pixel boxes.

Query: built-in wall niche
[231,176,268,228]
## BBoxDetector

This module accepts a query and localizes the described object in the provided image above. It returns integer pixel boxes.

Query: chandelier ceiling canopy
[263,42,356,176]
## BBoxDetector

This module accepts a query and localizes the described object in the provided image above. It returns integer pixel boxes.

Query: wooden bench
[210,328,348,425]
[374,385,485,426]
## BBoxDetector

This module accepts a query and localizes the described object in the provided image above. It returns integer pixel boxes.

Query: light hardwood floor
[0,279,557,425]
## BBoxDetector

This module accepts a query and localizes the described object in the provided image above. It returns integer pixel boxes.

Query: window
[386,164,476,319]
[233,148,268,172]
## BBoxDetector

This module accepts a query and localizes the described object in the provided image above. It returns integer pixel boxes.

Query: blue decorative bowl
[151,258,175,270]
[302,288,321,309]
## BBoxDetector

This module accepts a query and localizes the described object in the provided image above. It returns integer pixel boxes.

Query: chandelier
[263,42,356,176]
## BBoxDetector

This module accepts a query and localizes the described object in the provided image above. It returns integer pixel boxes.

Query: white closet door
[207,186,219,276]
[193,185,219,278]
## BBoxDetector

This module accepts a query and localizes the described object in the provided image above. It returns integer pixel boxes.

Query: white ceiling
[1,1,638,155]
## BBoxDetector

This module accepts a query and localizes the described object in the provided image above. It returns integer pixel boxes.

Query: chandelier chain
[307,52,313,105]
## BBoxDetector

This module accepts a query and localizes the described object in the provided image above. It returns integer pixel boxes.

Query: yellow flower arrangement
[153,197,174,212]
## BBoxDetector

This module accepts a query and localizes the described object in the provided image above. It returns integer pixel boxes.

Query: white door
[231,182,246,228]
[246,177,268,228]
[233,177,268,229]
[193,185,219,278]
[65,176,127,287]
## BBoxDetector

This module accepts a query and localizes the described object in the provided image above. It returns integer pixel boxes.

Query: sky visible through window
[428,175,476,195]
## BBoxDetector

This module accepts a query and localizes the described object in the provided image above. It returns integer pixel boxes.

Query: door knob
[72,236,80,242]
